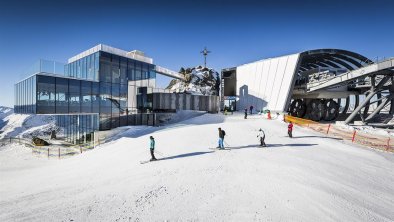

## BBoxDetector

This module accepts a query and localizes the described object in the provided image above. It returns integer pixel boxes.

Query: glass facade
[97,51,155,130]
[14,75,36,113]
[65,52,99,81]
[30,75,96,114]
[56,114,99,144]
[15,50,157,131]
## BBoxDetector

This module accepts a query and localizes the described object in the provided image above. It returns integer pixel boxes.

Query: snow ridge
[166,66,220,95]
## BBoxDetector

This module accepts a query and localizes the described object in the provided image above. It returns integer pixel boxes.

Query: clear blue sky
[1,0,393,107]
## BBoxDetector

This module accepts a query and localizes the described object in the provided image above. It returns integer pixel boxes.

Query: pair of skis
[209,147,231,151]
[140,159,161,164]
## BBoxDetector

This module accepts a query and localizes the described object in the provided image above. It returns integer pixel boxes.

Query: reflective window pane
[112,55,120,83]
[55,78,69,113]
[120,57,127,84]
[69,79,81,113]
[37,75,55,114]
[81,81,92,113]
[100,52,112,83]
[92,82,100,111]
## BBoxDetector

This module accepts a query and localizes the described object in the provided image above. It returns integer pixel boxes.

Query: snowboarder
[149,136,157,161]
[250,105,254,114]
[288,122,293,138]
[244,108,248,119]
[217,127,226,149]
[257,128,266,147]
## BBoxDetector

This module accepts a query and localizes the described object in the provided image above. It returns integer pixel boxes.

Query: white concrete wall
[236,53,300,112]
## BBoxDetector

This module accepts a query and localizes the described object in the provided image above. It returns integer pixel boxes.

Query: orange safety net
[284,115,393,152]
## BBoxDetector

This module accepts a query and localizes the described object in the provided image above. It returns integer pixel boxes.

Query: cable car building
[222,49,394,122]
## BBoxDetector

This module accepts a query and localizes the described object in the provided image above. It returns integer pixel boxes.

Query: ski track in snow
[0,112,393,221]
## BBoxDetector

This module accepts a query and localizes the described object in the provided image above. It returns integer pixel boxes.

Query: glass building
[15,44,158,143]
[56,114,99,144]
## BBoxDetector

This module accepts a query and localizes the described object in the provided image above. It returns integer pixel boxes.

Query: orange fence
[284,115,394,152]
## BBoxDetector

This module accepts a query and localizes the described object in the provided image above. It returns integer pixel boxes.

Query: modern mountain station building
[221,49,393,123]
[14,44,218,144]
[14,46,393,144]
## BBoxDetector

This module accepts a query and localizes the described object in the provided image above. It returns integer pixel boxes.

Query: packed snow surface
[1,113,393,221]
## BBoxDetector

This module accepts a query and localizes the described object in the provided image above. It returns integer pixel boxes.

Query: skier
[257,128,266,147]
[250,105,254,114]
[244,108,248,119]
[288,122,293,138]
[217,127,226,149]
[149,136,157,161]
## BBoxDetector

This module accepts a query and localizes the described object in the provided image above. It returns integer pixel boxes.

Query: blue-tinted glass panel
[81,81,92,113]
[120,84,128,109]
[127,59,135,81]
[37,75,56,114]
[142,63,148,79]
[112,55,120,83]
[111,83,120,128]
[100,52,112,83]
[76,60,80,78]
[82,57,87,79]
[69,79,81,113]
[149,65,156,79]
[92,82,100,112]
[94,52,99,81]
[55,78,69,113]
[120,57,127,84]
[32,75,36,113]
[87,55,93,80]
[135,61,142,80]
[100,114,111,130]
[99,82,111,113]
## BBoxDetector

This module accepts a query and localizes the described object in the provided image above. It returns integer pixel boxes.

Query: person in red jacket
[288,122,293,138]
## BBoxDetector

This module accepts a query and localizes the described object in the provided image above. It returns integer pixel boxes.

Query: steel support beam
[354,95,359,108]
[345,75,391,124]
[365,94,394,122]
[363,76,374,117]
[390,77,394,114]
[342,96,350,114]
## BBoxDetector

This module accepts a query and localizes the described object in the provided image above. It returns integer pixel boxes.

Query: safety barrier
[284,115,394,152]
[0,137,97,159]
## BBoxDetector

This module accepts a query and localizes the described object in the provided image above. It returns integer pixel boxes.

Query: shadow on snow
[292,135,342,140]
[156,151,214,161]
[227,143,317,149]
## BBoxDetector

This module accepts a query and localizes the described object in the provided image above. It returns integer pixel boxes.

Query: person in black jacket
[244,108,248,119]
[217,127,225,149]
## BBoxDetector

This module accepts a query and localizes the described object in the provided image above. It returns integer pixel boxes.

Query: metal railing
[0,137,97,159]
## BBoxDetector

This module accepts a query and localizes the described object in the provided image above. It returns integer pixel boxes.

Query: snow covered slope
[0,106,13,130]
[0,113,393,221]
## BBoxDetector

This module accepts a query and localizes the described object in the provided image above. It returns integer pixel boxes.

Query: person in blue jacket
[149,136,157,161]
